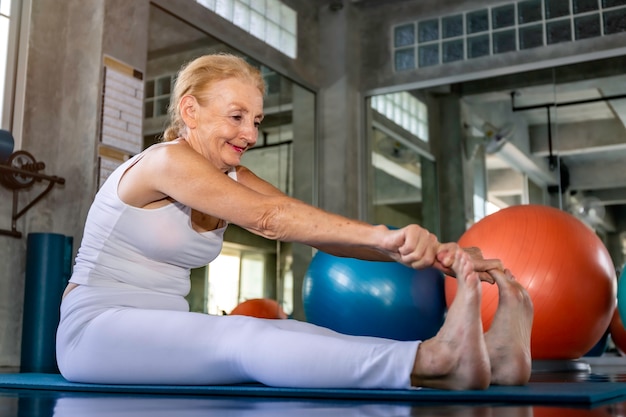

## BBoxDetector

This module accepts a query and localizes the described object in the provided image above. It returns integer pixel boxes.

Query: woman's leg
[58,305,417,389]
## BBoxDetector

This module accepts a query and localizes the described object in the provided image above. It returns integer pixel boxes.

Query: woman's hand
[436,245,501,284]
[384,225,502,284]
[384,225,441,269]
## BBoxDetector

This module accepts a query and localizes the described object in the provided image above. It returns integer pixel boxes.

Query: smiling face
[181,77,264,172]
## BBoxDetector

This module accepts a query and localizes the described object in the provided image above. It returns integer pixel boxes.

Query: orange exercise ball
[230,298,288,319]
[445,204,616,359]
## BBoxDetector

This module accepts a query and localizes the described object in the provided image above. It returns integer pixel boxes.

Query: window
[0,0,12,128]
[144,75,173,119]
[196,0,297,59]
[371,92,429,142]
[394,0,626,71]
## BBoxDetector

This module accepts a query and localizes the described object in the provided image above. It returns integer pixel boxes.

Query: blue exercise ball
[302,251,446,341]
[618,267,626,325]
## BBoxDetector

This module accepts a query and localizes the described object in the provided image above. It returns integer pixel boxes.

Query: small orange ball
[230,298,288,319]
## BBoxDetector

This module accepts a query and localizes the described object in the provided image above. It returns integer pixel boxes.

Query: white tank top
[69,151,235,296]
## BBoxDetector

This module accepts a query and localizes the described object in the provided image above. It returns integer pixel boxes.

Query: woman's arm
[119,142,389,250]
[118,142,501,277]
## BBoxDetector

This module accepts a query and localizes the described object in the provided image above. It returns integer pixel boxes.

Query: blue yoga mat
[1,373,626,405]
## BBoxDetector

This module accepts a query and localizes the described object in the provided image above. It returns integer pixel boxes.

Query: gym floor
[2,357,626,417]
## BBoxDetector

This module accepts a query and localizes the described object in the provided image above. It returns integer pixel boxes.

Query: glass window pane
[442,39,464,63]
[545,0,571,19]
[418,44,439,67]
[492,4,516,29]
[573,0,599,13]
[394,23,415,47]
[250,10,265,39]
[603,0,626,7]
[266,0,281,23]
[442,14,463,38]
[266,20,280,48]
[0,0,11,16]
[280,30,296,59]
[493,29,517,53]
[144,80,155,99]
[547,19,572,43]
[239,253,265,303]
[395,48,416,71]
[603,8,626,34]
[156,98,169,117]
[280,4,297,34]
[574,14,601,38]
[207,253,240,315]
[417,102,427,120]
[233,2,250,31]
[518,0,543,24]
[519,24,544,49]
[197,0,217,11]
[250,0,265,14]
[216,0,234,21]
[418,19,439,42]
[157,76,171,95]
[467,34,490,59]
[467,9,489,34]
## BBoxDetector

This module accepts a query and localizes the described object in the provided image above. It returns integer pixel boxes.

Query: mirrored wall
[145,3,315,316]
[369,54,626,268]
[366,91,438,233]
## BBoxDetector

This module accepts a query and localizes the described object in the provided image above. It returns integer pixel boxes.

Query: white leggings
[56,285,419,389]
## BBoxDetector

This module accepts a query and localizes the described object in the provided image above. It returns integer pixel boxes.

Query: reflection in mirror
[367,92,437,231]
[144,4,314,317]
[408,55,626,267]
[460,56,626,243]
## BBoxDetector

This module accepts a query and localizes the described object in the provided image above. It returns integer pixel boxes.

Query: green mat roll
[21,233,73,373]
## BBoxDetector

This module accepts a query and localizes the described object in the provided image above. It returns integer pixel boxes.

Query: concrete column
[290,84,317,320]
[316,2,363,219]
[433,94,472,242]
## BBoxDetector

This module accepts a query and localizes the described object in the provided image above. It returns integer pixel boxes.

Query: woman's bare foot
[484,269,533,386]
[411,252,491,390]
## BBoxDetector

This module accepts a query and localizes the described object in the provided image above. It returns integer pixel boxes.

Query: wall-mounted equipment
[0,130,66,238]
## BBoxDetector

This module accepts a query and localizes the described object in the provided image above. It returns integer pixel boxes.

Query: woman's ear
[180,95,198,129]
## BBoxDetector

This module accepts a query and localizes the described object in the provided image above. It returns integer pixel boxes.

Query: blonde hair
[162,53,266,142]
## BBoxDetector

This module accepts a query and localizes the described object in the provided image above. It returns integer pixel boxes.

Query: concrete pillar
[290,84,316,320]
[433,94,472,242]
[316,2,363,219]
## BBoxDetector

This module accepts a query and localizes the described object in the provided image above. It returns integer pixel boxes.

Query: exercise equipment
[230,298,287,319]
[616,267,626,326]
[0,372,625,405]
[0,130,66,238]
[21,233,73,373]
[0,129,14,162]
[303,251,446,341]
[444,204,616,359]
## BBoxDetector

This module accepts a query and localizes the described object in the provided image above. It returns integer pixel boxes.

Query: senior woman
[56,53,532,390]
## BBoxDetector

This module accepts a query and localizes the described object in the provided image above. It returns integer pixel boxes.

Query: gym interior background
[1,0,626,372]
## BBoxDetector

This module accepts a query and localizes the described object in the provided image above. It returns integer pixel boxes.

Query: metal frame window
[196,0,297,59]
[393,0,626,71]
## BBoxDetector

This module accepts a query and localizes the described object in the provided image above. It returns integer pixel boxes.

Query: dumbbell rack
[0,150,65,238]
